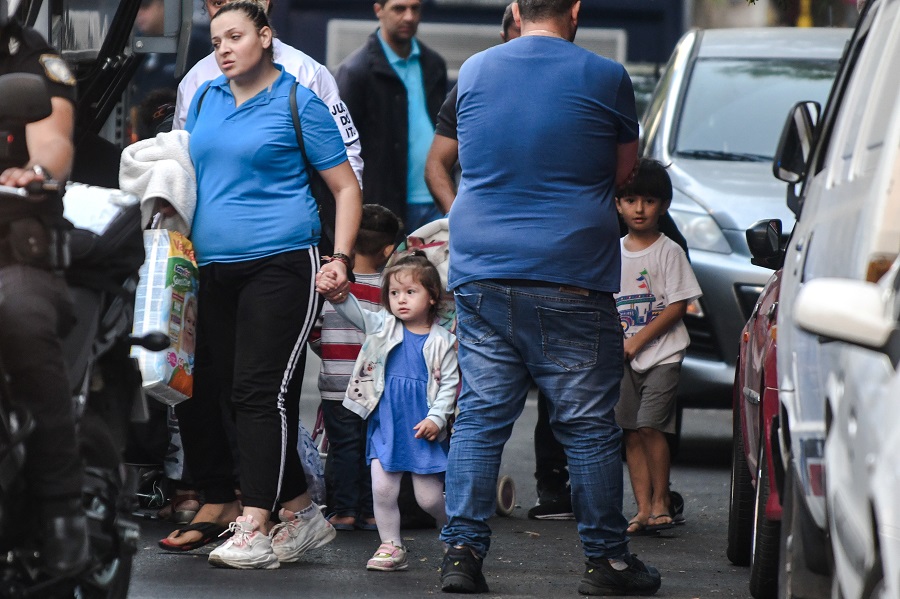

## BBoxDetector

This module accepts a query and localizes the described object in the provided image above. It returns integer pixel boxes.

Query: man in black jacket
[335,0,447,233]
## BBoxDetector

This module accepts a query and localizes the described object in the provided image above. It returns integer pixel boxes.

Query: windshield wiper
[677,149,771,162]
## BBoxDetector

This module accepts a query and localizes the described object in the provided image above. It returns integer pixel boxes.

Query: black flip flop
[644,515,675,534]
[158,521,232,552]
[627,519,649,536]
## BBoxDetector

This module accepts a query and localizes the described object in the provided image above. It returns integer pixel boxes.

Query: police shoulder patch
[39,54,76,86]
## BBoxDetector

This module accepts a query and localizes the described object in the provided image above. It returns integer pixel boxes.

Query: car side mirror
[746,219,784,270]
[773,101,819,185]
[794,278,900,367]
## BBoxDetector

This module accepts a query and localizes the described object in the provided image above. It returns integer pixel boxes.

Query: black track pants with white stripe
[176,247,323,511]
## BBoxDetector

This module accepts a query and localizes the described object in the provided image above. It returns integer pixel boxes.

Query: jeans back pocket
[537,307,600,371]
[454,291,496,345]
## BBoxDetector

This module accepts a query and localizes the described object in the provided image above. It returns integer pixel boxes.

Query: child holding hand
[312,205,403,531]
[614,159,702,535]
[316,251,457,571]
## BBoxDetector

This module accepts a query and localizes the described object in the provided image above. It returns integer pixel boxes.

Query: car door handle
[743,387,760,405]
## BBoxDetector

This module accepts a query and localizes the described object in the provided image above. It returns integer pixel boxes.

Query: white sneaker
[208,515,280,570]
[270,506,336,563]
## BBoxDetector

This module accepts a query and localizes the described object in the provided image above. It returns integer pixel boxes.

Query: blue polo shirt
[186,67,348,266]
[377,30,434,206]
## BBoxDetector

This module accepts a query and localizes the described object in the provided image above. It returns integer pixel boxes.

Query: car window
[675,58,839,162]
[829,0,897,185]
[640,39,684,153]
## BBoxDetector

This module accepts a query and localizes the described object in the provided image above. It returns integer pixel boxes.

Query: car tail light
[801,438,826,497]
[807,461,825,497]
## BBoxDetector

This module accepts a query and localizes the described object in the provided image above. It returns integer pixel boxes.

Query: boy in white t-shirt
[614,159,702,536]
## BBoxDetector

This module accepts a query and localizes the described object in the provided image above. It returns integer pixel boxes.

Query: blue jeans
[441,280,629,559]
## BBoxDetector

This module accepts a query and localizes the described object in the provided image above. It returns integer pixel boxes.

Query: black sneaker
[577,553,661,596]
[441,545,489,594]
[527,494,575,520]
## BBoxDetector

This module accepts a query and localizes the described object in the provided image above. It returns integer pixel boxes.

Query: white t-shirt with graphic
[615,234,702,373]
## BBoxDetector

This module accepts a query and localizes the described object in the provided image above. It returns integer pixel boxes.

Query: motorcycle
[0,72,168,598]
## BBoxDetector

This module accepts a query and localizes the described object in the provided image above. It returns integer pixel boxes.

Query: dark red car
[727,267,783,599]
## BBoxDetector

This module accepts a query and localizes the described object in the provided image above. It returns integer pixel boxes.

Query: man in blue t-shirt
[439,1,662,596]
[427,2,575,524]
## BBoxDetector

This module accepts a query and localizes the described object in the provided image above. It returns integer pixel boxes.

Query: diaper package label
[132,230,199,406]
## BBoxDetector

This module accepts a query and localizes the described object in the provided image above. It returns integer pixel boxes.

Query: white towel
[119,130,196,236]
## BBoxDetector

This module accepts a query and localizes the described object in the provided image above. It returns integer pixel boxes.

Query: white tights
[370,458,447,544]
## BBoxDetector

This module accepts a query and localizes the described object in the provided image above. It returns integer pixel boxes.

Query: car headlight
[668,208,731,254]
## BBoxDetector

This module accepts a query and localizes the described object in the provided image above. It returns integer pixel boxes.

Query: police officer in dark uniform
[0,0,88,575]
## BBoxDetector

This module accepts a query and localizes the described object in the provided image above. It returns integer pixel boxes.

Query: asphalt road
[127,356,751,598]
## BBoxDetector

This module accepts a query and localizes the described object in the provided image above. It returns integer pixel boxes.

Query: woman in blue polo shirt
[160,2,362,570]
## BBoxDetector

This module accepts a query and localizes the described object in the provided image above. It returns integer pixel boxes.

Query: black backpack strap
[288,81,346,277]
[289,81,326,237]
[289,80,308,164]
[195,81,214,119]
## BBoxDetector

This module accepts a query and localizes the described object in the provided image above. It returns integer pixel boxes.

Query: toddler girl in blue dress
[316,251,458,571]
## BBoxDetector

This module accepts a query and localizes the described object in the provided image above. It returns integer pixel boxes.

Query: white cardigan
[333,295,458,435]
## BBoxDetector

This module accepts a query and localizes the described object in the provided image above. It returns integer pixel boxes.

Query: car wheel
[831,575,845,599]
[778,464,830,599]
[749,440,780,598]
[77,413,134,599]
[727,399,753,566]
[77,553,134,599]
[862,552,886,599]
[778,463,799,599]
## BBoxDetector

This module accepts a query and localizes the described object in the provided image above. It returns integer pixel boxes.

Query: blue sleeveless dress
[366,327,449,474]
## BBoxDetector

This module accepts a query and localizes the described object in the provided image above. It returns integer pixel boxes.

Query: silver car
[640,27,850,409]
[795,264,900,599]
[766,0,900,593]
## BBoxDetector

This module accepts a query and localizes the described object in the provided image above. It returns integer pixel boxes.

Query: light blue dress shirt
[378,30,435,206]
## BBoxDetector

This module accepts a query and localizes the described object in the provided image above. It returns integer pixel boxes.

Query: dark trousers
[320,400,373,518]
[0,265,81,502]
[175,248,322,511]
[534,390,569,496]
